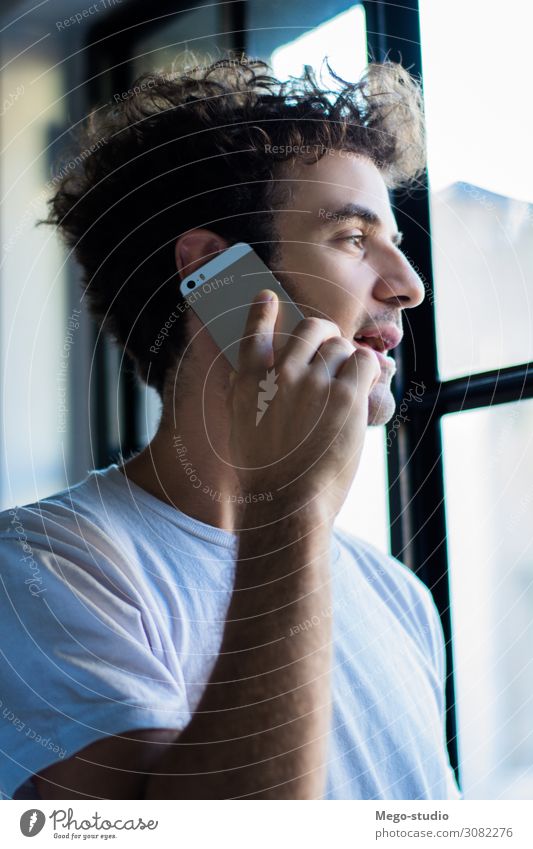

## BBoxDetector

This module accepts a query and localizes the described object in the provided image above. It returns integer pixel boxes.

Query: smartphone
[179,242,305,370]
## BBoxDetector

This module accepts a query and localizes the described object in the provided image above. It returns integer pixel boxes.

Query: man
[0,55,461,800]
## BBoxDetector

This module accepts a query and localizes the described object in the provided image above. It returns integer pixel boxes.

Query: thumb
[225,370,237,411]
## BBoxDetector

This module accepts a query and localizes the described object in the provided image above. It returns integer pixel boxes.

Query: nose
[371,244,426,309]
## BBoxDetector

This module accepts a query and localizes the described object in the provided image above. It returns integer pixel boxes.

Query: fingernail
[256,289,274,302]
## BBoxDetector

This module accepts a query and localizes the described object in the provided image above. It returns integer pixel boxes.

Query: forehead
[278,150,397,232]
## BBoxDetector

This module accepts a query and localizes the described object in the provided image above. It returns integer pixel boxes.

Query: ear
[174,229,230,281]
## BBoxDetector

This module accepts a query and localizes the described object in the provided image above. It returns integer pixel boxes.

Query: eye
[341,233,366,250]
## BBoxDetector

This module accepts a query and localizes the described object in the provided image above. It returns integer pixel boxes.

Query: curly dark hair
[39,53,426,398]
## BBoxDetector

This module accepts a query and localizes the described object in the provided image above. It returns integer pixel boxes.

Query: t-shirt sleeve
[0,532,191,800]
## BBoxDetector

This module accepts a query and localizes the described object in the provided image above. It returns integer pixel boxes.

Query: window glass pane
[442,401,533,798]
[247,1,366,81]
[0,47,68,507]
[134,7,232,76]
[335,427,389,554]
[270,5,366,84]
[419,1,533,379]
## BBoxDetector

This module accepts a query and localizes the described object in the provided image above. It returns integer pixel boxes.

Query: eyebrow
[317,202,403,247]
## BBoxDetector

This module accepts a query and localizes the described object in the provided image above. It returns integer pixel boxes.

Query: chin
[367,381,397,427]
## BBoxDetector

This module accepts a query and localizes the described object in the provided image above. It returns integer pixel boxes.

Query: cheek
[277,245,368,332]
[309,250,373,302]
[277,274,363,340]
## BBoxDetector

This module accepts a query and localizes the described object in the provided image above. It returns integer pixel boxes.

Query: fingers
[276,317,344,369]
[336,345,382,394]
[275,316,381,395]
[237,289,278,373]
[235,302,380,400]
[311,336,356,380]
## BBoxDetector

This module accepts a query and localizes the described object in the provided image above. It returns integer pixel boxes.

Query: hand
[225,289,381,522]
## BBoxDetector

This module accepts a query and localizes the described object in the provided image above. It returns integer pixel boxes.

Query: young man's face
[272,150,426,426]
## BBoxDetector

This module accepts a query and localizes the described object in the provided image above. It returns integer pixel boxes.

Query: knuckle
[276,362,298,384]
[355,344,375,358]
[298,316,341,335]
[354,347,376,368]
[323,319,342,335]
[320,335,353,353]
[298,316,323,333]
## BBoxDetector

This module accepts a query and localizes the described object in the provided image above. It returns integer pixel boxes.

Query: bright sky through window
[419,0,533,202]
[271,5,367,95]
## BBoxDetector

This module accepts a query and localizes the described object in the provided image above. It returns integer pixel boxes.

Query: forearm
[145,501,333,799]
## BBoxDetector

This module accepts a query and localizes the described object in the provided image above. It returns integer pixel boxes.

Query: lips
[353,324,402,354]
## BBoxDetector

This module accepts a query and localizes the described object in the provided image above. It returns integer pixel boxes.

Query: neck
[119,349,241,533]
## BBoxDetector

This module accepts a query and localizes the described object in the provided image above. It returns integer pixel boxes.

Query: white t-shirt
[0,464,462,800]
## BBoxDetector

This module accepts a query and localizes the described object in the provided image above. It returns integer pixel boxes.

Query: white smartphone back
[179,242,305,369]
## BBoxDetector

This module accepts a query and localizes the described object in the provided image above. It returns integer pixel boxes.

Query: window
[419,0,533,380]
[0,42,70,507]
[133,5,233,76]
[363,0,533,796]
[442,401,533,799]
[270,5,367,85]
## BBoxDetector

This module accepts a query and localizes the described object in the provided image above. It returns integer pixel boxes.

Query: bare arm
[145,499,333,799]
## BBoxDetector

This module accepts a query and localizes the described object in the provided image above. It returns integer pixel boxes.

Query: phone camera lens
[186,280,195,289]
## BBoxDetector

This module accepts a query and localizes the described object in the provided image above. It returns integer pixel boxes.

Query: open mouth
[353,336,397,372]
[353,325,402,356]
[354,335,388,354]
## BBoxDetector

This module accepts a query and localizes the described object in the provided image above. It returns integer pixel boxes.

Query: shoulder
[0,464,117,538]
[333,525,431,599]
[333,525,444,662]
[0,468,191,802]
[0,465,128,565]
[0,465,143,613]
